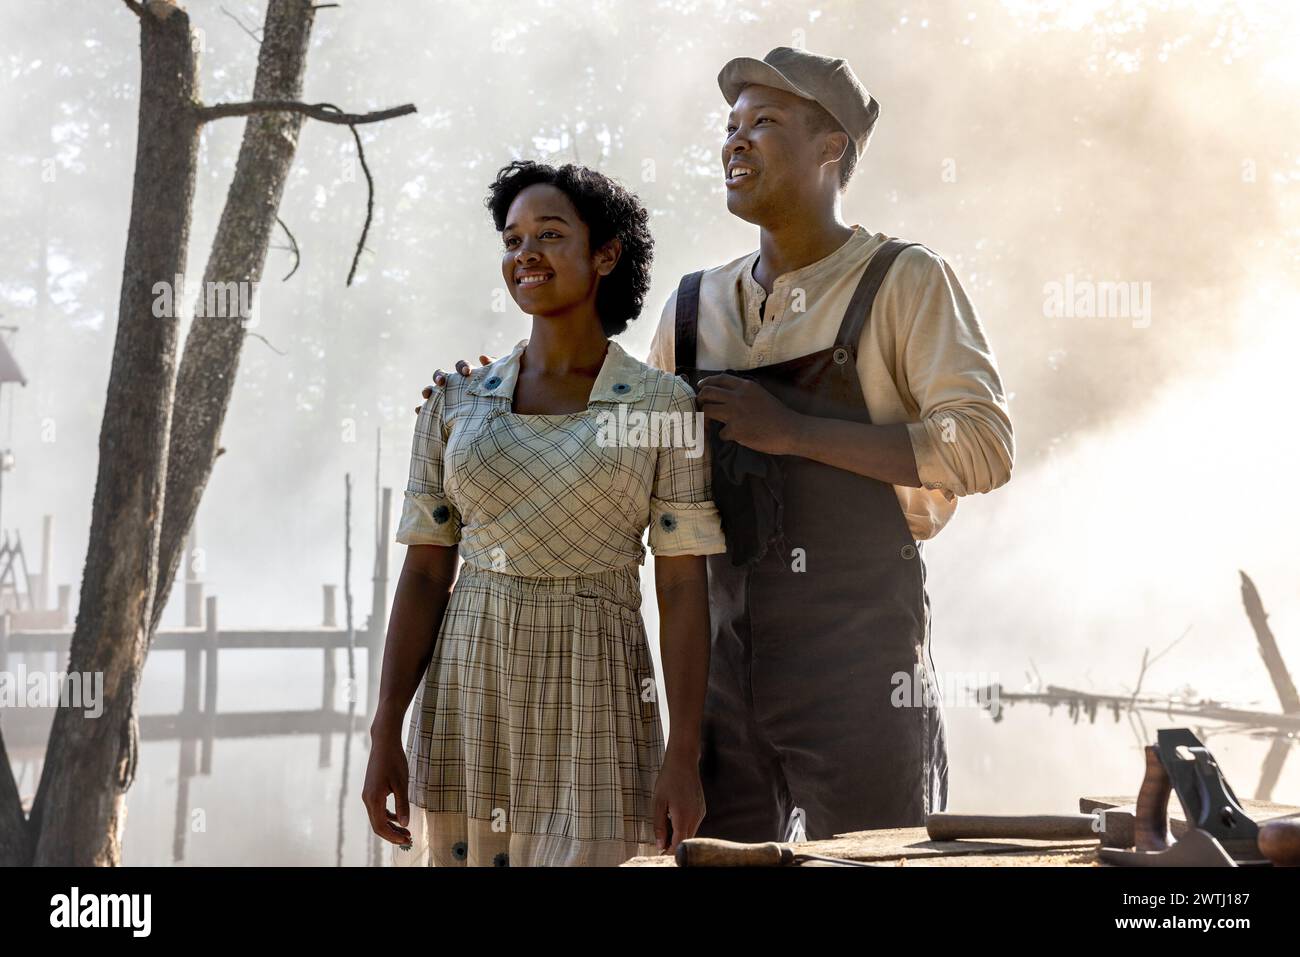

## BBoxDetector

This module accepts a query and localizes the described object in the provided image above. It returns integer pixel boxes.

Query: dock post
[184,526,204,629]
[367,487,392,718]
[176,591,204,864]
[323,584,337,628]
[183,631,201,716]
[320,584,338,767]
[37,515,52,612]
[201,595,218,774]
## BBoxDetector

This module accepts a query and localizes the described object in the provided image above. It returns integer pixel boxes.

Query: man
[428,47,1013,844]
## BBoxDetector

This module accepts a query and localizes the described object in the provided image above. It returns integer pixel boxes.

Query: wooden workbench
[621,796,1300,867]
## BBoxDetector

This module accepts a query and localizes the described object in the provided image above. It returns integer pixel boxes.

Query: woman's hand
[415,355,495,412]
[652,746,706,855]
[362,727,414,848]
[652,554,710,855]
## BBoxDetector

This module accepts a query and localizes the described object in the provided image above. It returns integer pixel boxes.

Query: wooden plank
[5,627,358,653]
[625,845,1099,868]
[790,827,1098,862]
[622,827,1101,867]
[897,846,1099,867]
[1080,794,1300,848]
[2,706,368,749]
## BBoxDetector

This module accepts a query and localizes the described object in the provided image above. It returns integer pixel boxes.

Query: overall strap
[674,270,704,376]
[834,239,919,349]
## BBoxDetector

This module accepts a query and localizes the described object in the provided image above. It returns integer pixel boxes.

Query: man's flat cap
[718,46,880,159]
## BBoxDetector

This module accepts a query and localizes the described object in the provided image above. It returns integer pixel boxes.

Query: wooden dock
[1,489,395,865]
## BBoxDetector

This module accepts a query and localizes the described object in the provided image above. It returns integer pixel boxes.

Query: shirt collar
[741,224,875,299]
[467,337,646,404]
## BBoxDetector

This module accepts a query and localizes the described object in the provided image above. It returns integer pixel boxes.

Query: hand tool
[674,837,881,867]
[1099,727,1299,866]
[926,812,1102,842]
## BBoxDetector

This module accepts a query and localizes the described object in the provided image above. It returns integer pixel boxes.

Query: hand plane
[1099,728,1299,867]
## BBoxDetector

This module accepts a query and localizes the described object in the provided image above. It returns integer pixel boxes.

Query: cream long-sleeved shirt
[645,226,1014,541]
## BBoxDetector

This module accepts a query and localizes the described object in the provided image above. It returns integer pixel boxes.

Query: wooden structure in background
[0,486,394,864]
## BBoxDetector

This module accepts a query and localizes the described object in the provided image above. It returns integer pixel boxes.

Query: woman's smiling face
[501,183,611,318]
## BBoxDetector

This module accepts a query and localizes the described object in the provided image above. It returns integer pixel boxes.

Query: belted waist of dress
[455,562,643,611]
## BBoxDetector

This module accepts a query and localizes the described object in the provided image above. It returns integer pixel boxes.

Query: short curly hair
[486,160,653,337]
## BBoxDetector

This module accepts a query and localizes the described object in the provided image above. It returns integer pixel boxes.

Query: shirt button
[484,375,502,390]
[612,382,630,394]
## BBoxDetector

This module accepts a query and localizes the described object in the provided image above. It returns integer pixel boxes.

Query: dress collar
[466,337,647,404]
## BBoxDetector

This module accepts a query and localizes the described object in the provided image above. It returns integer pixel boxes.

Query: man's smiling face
[722,84,837,226]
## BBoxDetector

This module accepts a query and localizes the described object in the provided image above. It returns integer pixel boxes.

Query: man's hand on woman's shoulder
[415,355,494,412]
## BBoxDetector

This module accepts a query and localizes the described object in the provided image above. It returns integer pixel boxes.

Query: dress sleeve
[647,378,727,557]
[395,385,461,546]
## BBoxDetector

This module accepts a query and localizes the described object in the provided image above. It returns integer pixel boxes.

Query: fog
[2,0,1298,863]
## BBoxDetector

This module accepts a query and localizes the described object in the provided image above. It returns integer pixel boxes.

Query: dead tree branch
[1128,624,1192,705]
[345,124,374,287]
[196,100,416,125]
[221,5,264,44]
[197,100,413,285]
[244,331,287,355]
[1240,570,1300,714]
[275,216,300,280]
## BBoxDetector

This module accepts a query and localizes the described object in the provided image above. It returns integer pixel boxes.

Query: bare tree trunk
[0,0,411,866]
[24,1,199,866]
[0,731,32,865]
[148,0,316,644]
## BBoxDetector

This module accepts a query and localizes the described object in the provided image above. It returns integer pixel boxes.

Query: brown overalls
[674,238,949,842]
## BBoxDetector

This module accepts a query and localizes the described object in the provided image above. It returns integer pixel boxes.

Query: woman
[362,160,725,866]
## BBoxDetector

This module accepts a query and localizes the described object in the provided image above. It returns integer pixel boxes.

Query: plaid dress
[392,338,725,867]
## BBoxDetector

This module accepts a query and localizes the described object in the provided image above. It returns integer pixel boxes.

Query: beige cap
[718,46,880,160]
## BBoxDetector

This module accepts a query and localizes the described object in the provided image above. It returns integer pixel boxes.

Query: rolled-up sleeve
[892,248,1015,498]
[396,385,461,546]
[647,379,727,557]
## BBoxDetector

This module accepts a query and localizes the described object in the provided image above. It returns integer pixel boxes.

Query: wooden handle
[1135,745,1172,852]
[675,838,791,867]
[1258,819,1300,867]
[925,813,1099,841]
